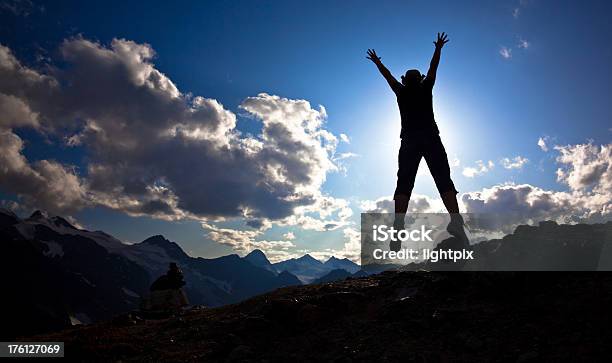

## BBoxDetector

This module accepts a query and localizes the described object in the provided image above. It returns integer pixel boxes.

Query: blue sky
[1,0,611,261]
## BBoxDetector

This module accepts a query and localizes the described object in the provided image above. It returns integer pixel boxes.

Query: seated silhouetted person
[150,262,186,291]
[142,262,188,313]
[367,33,468,251]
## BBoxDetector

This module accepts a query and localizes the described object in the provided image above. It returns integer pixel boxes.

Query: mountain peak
[0,208,18,218]
[246,249,266,258]
[51,216,76,229]
[244,249,272,267]
[28,210,48,220]
[0,208,20,228]
[297,254,321,264]
[24,211,77,230]
[323,255,360,273]
[140,235,189,261]
[141,235,169,245]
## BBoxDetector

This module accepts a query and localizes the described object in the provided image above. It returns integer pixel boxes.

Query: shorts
[394,133,458,198]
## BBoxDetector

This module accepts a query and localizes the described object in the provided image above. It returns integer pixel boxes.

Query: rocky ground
[31,270,612,362]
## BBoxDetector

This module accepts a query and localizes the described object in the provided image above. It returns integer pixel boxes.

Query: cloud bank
[0,38,352,233]
[362,142,611,234]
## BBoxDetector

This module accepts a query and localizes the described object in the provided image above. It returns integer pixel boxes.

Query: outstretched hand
[433,32,449,49]
[366,49,382,64]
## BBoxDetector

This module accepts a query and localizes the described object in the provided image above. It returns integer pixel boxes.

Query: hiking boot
[389,239,402,252]
[446,214,469,248]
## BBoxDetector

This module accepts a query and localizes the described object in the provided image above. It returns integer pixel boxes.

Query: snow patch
[69,312,92,325]
[122,287,140,298]
[20,217,125,250]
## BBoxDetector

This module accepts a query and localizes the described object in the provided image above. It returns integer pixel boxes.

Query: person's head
[401,69,424,86]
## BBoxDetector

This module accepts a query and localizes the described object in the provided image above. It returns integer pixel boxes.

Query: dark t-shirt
[392,78,439,138]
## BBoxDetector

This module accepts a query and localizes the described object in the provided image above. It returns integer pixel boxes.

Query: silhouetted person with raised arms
[367,32,465,251]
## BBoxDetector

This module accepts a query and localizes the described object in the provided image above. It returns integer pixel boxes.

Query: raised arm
[426,32,449,85]
[366,49,402,93]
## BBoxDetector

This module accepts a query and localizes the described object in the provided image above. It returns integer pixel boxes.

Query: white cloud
[364,180,611,238]
[335,152,358,160]
[202,222,296,262]
[0,39,352,229]
[0,130,88,214]
[0,93,39,129]
[360,196,394,213]
[501,156,529,169]
[518,38,530,49]
[461,183,580,233]
[555,142,611,195]
[280,194,353,231]
[461,182,611,234]
[361,142,612,242]
[499,47,512,59]
[339,133,350,143]
[451,156,461,168]
[360,194,445,214]
[512,8,520,18]
[462,160,494,178]
[283,231,295,240]
[462,143,611,232]
[538,136,549,152]
[300,227,361,262]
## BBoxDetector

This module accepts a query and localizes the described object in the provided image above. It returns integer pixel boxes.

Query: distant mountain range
[5,207,610,339]
[243,249,361,284]
[269,253,361,283]
[0,209,361,338]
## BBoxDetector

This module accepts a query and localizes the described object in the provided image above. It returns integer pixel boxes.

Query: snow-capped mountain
[0,209,303,338]
[271,253,361,283]
[0,208,364,338]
